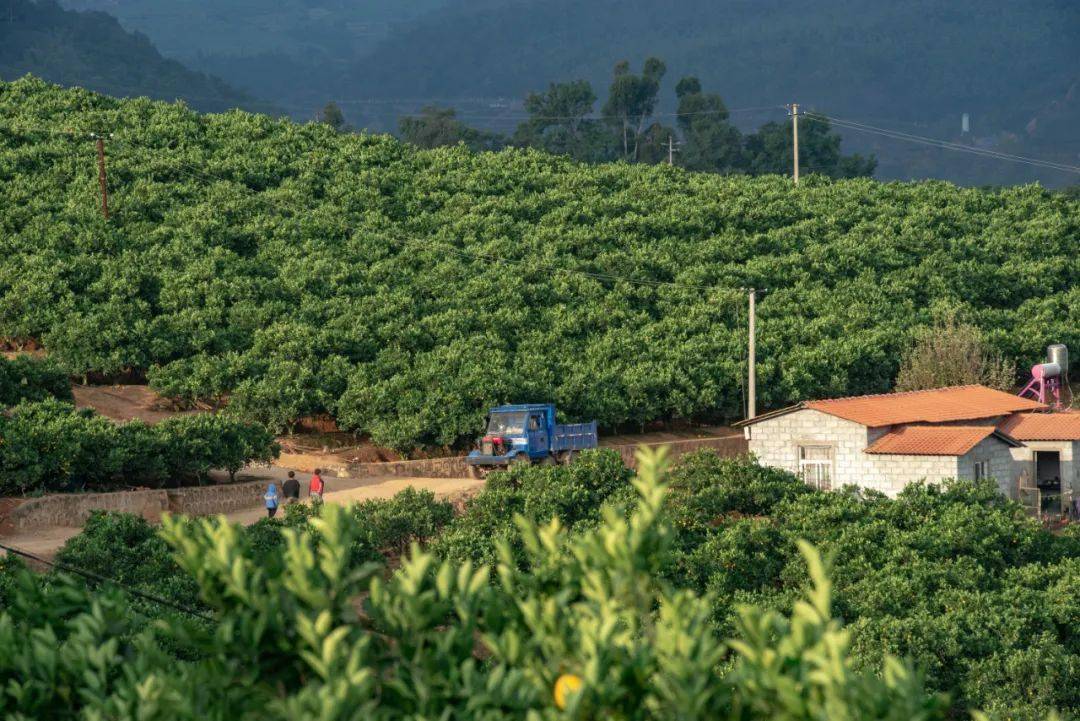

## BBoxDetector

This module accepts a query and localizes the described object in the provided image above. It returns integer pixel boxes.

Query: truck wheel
[467,465,483,480]
[560,450,575,466]
[540,455,556,466]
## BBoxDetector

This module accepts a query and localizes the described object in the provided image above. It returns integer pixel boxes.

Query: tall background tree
[602,57,666,161]
[398,106,506,152]
[512,80,615,161]
[674,76,745,173]
[318,101,347,132]
[744,114,876,179]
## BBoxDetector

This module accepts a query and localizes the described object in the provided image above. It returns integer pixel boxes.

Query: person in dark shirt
[282,471,301,504]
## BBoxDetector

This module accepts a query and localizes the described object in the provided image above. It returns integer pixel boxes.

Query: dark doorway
[1035,451,1063,516]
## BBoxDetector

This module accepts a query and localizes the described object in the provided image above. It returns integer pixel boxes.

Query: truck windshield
[487,412,527,435]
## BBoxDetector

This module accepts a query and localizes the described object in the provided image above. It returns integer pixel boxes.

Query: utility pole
[748,288,757,420]
[667,135,677,166]
[788,103,800,185]
[91,133,110,220]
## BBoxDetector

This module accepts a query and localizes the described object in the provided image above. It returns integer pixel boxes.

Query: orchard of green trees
[0,355,279,494]
[399,58,877,178]
[1,77,1078,451]
[2,447,1075,718]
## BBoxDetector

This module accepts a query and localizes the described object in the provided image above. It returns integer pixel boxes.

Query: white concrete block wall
[747,408,870,486]
[748,410,1017,498]
[1010,440,1078,496]
[868,455,960,495]
[957,436,1017,497]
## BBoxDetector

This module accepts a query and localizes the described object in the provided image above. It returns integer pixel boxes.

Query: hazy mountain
[342,0,1078,185]
[0,0,264,113]
[47,0,1080,185]
[351,0,1077,123]
[58,0,452,116]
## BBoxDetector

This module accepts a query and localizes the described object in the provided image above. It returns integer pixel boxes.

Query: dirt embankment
[72,384,204,424]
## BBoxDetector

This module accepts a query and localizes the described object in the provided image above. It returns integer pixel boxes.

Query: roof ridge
[806,384,986,405]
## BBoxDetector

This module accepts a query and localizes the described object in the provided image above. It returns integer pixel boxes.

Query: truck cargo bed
[552,421,598,452]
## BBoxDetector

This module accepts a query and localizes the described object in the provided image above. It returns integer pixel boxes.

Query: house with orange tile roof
[999,411,1080,515]
[736,385,1051,499]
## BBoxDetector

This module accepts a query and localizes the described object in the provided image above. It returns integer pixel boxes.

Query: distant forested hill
[58,0,451,115]
[347,0,1079,185]
[352,0,1077,125]
[0,0,266,113]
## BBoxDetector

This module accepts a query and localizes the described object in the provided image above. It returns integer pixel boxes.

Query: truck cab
[466,403,597,476]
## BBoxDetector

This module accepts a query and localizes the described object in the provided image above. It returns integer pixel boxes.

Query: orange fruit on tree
[553,673,583,709]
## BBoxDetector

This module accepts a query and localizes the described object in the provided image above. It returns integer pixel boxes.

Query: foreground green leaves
[0,447,949,719]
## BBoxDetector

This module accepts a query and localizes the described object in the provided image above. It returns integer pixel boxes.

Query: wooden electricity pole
[789,103,800,185]
[748,288,757,419]
[91,133,110,220]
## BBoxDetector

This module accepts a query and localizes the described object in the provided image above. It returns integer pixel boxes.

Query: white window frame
[798,444,835,491]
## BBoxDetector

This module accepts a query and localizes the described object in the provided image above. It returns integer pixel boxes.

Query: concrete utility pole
[91,133,110,220]
[748,288,757,420]
[789,103,800,185]
[667,135,677,166]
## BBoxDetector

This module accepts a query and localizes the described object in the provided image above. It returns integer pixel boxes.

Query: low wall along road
[0,434,748,536]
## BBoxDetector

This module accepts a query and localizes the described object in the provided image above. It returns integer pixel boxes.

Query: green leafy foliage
[431,448,634,565]
[0,399,280,493]
[0,447,950,719]
[2,78,1078,453]
[0,354,72,405]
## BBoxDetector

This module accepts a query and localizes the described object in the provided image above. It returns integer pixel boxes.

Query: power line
[809,112,1080,175]
[0,540,214,622]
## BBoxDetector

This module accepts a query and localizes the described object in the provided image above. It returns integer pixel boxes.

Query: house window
[798,445,833,491]
[973,459,991,480]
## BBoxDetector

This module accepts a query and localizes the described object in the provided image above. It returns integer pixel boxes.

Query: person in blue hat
[264,482,280,518]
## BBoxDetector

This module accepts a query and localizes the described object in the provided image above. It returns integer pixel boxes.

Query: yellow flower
[553,673,583,710]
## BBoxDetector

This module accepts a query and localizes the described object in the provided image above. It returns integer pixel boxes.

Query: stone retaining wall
[4,489,169,533]
[616,435,748,467]
[2,482,270,534]
[345,455,470,479]
[166,481,269,517]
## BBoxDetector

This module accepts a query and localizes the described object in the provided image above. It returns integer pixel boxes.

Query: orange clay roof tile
[864,425,1021,456]
[804,385,1045,427]
[999,412,1080,441]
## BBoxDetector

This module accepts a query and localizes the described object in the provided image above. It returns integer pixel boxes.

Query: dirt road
[224,475,482,525]
[1,474,483,562]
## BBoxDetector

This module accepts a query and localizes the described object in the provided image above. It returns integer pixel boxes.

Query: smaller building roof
[864,425,1022,456]
[999,412,1080,441]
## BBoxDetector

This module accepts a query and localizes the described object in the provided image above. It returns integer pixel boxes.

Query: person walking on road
[264,483,280,518]
[309,469,325,502]
[282,471,301,505]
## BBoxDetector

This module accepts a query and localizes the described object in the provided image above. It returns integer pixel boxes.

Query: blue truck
[466,404,598,477]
